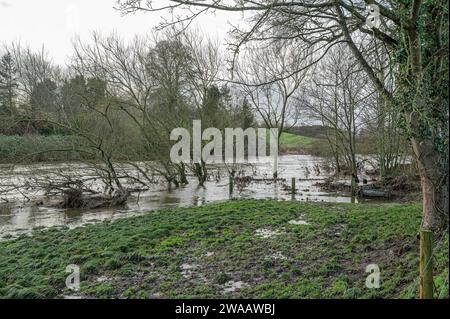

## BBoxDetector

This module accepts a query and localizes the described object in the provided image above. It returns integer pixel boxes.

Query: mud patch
[180,263,199,278]
[180,262,209,284]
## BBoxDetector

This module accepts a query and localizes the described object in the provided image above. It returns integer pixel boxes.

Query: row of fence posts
[228,175,435,299]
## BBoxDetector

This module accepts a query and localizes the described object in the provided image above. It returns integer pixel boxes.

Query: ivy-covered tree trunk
[401,1,449,232]
[412,139,449,231]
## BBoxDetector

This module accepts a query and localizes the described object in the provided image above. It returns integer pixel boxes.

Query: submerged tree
[117,0,449,233]
[308,44,373,189]
[236,43,310,152]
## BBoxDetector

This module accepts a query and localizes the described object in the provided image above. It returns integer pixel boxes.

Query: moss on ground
[0,199,448,299]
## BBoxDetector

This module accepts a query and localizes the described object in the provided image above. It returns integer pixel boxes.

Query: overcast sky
[0,0,244,65]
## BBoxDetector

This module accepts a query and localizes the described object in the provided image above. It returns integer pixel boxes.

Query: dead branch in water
[58,187,129,209]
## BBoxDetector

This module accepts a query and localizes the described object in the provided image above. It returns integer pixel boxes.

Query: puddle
[63,295,83,299]
[96,276,109,283]
[255,228,282,239]
[180,263,199,278]
[267,252,288,260]
[288,219,310,226]
[222,280,249,293]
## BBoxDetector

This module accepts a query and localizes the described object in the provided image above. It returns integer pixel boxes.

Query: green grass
[279,133,321,153]
[0,199,448,299]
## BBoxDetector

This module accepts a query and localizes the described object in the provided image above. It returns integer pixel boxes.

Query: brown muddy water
[0,155,378,240]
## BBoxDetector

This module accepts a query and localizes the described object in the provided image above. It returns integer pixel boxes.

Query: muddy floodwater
[0,155,376,240]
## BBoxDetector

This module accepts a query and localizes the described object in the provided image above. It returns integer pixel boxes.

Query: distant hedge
[0,135,88,164]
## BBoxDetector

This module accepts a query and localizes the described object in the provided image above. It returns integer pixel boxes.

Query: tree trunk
[412,139,449,232]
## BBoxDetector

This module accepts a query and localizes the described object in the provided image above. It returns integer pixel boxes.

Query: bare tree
[237,43,310,140]
[307,44,374,194]
[7,43,61,111]
[234,43,311,177]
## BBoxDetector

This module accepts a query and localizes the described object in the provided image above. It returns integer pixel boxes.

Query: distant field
[279,131,379,156]
[279,132,323,154]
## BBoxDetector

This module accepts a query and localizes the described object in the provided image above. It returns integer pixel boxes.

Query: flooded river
[0,155,370,240]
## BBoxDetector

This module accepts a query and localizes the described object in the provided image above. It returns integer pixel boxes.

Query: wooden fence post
[291,177,296,196]
[419,229,433,299]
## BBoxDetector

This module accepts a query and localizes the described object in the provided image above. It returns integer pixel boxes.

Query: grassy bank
[279,133,322,154]
[0,200,448,299]
[279,131,386,156]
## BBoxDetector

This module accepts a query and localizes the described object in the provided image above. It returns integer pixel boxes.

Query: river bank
[0,199,448,299]
[0,132,323,164]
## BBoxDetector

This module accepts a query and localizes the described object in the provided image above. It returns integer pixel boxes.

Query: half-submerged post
[419,229,433,299]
